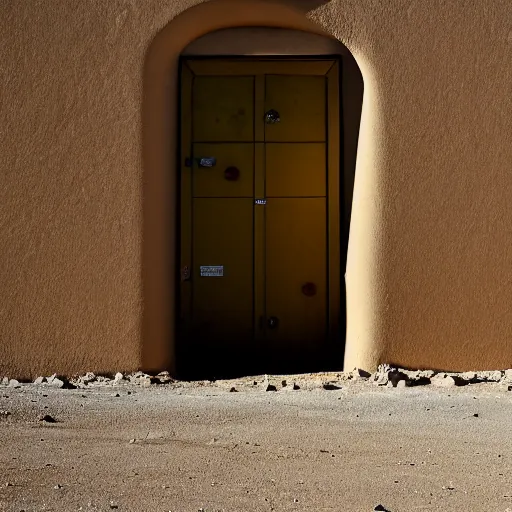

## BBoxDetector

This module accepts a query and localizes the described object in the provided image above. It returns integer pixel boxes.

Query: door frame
[178,56,342,373]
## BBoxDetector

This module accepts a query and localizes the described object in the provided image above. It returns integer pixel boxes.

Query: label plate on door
[200,265,224,277]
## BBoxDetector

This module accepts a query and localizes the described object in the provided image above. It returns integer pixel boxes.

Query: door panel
[193,143,254,198]
[266,143,326,198]
[192,198,253,344]
[264,75,326,142]
[193,76,254,142]
[265,198,327,349]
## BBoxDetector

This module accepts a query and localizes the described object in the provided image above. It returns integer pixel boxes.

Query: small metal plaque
[255,198,267,205]
[198,157,216,168]
[200,265,224,277]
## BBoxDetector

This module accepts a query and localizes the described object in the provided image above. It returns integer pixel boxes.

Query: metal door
[180,60,339,376]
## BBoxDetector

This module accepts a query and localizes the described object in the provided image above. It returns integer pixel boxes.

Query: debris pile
[1,367,512,391]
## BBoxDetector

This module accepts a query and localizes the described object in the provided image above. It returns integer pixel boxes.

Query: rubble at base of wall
[1,367,512,391]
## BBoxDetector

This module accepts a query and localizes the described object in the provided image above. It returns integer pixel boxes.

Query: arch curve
[142,0,364,374]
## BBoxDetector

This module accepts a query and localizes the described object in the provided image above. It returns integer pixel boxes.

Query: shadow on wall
[141,0,363,377]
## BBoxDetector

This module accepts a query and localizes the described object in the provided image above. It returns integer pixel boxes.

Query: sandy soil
[1,375,512,512]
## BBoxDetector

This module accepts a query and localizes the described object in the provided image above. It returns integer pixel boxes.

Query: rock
[0,410,11,418]
[461,371,477,382]
[8,379,21,388]
[53,484,63,489]
[46,374,57,384]
[266,384,277,392]
[323,383,341,390]
[293,383,300,390]
[82,372,97,384]
[139,377,151,388]
[33,376,45,385]
[281,380,287,387]
[374,373,389,386]
[39,414,56,423]
[389,370,409,388]
[396,379,410,388]
[1,377,8,386]
[49,378,65,388]
[476,370,502,382]
[503,369,512,381]
[229,387,238,392]
[431,375,466,387]
[373,364,393,386]
[351,368,371,379]
[155,371,173,384]
[418,369,435,379]
[374,505,390,511]
[113,372,124,383]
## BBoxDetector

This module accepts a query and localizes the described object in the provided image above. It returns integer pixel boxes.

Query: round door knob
[267,316,279,329]
[264,109,280,124]
[301,282,317,297]
[224,166,240,181]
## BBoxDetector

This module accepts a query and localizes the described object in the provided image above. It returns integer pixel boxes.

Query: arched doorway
[142,6,363,379]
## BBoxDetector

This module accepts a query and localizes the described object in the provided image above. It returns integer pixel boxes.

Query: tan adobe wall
[1,0,511,378]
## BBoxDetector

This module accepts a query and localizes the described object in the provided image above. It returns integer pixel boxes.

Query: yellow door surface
[180,60,339,376]
[264,75,328,365]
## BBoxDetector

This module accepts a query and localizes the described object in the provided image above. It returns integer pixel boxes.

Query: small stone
[39,414,57,423]
[229,387,238,392]
[1,377,8,386]
[49,378,65,388]
[8,379,21,388]
[5,482,13,487]
[389,371,409,388]
[112,393,120,397]
[155,371,173,384]
[281,380,287,387]
[431,375,465,387]
[82,372,97,384]
[293,383,300,390]
[374,505,390,511]
[396,379,410,388]
[476,370,502,382]
[53,484,63,489]
[294,498,299,503]
[135,376,151,387]
[114,372,124,382]
[507,385,512,391]
[351,368,371,379]
[109,502,118,509]
[323,383,341,390]
[266,384,277,392]
[473,413,479,418]
[0,410,11,418]
[34,376,45,385]
[129,439,136,444]
[504,369,512,381]
[461,371,477,382]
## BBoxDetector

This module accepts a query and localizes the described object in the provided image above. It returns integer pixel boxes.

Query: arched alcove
[142,1,363,377]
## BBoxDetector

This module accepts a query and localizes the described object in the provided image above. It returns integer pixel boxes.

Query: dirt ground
[1,374,512,512]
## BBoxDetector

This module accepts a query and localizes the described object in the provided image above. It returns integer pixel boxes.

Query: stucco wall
[1,0,511,378]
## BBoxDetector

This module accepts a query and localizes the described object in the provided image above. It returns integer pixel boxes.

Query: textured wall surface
[1,0,511,378]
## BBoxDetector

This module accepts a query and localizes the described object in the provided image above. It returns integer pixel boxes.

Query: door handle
[181,265,191,282]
